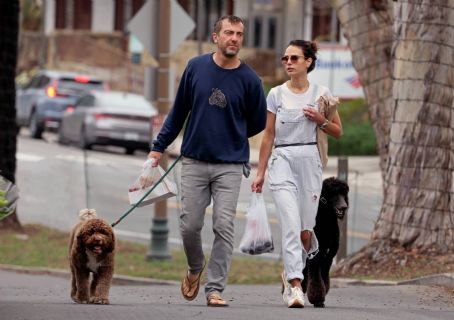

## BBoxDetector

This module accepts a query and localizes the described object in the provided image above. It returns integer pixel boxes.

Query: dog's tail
[78,208,97,221]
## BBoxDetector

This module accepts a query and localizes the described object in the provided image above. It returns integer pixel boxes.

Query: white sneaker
[287,286,305,308]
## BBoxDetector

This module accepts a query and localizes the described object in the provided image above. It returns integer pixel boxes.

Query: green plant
[329,98,378,156]
[0,190,8,219]
[329,123,377,156]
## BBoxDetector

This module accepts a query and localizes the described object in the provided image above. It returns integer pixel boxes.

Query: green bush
[328,98,377,156]
[328,123,377,156]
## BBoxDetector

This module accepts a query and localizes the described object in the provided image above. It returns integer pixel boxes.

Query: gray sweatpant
[179,157,242,297]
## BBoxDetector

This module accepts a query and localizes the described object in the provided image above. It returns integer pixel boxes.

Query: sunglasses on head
[281,55,305,63]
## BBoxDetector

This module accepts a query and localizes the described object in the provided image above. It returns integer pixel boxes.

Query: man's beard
[222,46,239,58]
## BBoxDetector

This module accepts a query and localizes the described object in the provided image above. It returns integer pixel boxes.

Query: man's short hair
[213,15,245,34]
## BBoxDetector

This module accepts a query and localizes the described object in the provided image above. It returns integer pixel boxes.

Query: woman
[251,40,342,308]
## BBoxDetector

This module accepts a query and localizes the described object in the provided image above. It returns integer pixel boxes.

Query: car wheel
[29,111,43,139]
[57,127,67,145]
[79,127,92,150]
[125,147,135,155]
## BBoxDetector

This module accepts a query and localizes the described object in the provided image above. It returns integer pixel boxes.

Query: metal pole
[337,157,348,260]
[147,0,171,260]
[197,0,204,55]
[328,6,337,95]
[39,0,47,69]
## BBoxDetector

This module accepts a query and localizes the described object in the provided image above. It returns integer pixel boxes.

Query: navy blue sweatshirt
[152,53,267,163]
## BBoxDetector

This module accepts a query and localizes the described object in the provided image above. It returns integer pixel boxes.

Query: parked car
[58,91,158,154]
[16,70,106,139]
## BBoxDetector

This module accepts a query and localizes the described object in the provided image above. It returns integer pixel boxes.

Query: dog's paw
[90,296,110,305]
[313,302,325,308]
[72,296,89,304]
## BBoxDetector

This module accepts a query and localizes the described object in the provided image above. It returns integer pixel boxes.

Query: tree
[333,0,454,271]
[0,0,22,231]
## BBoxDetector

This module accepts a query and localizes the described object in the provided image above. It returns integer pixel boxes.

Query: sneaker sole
[288,299,304,308]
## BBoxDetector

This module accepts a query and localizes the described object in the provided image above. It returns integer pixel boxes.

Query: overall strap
[276,84,283,110]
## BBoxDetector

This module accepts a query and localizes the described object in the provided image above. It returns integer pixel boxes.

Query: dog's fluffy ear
[79,208,97,221]
[106,231,115,253]
[75,231,86,251]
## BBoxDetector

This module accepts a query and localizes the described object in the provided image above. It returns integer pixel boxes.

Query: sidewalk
[1,267,453,320]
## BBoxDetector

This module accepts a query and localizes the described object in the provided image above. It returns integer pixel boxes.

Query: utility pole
[147,0,171,260]
[337,157,348,260]
[197,0,204,55]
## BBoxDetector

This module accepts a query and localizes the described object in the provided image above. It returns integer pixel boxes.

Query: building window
[253,17,262,47]
[55,0,67,29]
[267,16,276,49]
[73,0,92,30]
[312,0,339,42]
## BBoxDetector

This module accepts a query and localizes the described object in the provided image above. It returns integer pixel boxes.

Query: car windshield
[57,78,104,93]
[96,93,151,110]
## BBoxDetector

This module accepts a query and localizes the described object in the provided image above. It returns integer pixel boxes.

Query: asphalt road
[1,269,453,320]
[15,129,383,257]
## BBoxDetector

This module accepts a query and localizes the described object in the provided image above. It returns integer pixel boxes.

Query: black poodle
[302,177,349,308]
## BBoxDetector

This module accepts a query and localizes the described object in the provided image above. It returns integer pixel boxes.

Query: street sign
[127,0,195,56]
[169,0,195,53]
[127,0,158,55]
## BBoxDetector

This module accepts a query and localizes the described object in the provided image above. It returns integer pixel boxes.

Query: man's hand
[147,151,163,167]
[251,175,264,193]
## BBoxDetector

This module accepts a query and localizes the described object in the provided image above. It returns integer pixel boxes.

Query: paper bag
[316,95,340,169]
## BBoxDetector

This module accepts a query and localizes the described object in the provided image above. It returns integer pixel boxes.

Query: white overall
[268,85,322,282]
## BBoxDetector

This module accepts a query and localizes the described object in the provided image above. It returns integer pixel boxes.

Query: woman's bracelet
[318,118,329,130]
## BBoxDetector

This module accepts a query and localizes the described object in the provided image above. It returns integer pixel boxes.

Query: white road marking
[16,153,45,162]
[17,151,144,169]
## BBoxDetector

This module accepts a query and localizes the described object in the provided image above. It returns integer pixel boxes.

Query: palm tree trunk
[372,0,454,249]
[335,0,394,184]
[0,0,22,230]
[333,0,454,273]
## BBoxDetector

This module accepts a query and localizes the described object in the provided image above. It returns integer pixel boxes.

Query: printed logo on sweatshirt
[209,88,227,108]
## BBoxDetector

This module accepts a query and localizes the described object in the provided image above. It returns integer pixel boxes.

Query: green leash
[111,155,182,228]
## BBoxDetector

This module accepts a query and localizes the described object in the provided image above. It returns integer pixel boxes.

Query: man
[148,15,266,307]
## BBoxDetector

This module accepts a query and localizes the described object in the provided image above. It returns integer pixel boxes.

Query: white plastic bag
[128,159,177,207]
[239,192,274,255]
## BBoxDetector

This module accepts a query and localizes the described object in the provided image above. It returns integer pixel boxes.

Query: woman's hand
[251,175,265,193]
[303,106,324,125]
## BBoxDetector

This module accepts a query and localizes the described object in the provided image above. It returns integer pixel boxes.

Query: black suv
[16,70,106,138]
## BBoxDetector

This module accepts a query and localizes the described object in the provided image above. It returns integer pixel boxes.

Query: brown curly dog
[69,209,115,304]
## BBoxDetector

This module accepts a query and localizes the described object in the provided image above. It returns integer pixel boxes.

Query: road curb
[332,277,397,287]
[397,273,454,288]
[0,264,178,286]
[2,264,453,288]
[333,273,454,288]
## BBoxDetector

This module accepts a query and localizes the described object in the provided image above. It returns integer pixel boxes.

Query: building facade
[44,0,343,49]
[42,0,362,98]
